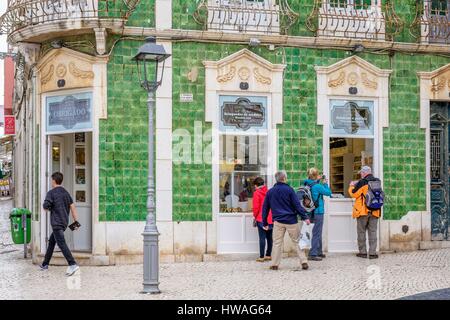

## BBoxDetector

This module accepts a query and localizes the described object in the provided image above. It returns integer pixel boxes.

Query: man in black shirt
[40,172,80,276]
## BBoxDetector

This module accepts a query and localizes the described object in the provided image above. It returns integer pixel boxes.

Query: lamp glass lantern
[132,36,171,91]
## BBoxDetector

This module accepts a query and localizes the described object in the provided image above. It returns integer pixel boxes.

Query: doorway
[430,102,449,241]
[47,132,92,252]
[325,99,379,252]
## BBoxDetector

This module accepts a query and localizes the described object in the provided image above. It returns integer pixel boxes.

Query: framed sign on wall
[45,92,93,134]
[219,96,268,133]
[329,100,374,137]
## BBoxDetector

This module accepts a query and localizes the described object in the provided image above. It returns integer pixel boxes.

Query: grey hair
[275,170,287,182]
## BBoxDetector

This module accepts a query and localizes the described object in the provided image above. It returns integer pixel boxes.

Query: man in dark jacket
[40,172,80,276]
[262,170,311,271]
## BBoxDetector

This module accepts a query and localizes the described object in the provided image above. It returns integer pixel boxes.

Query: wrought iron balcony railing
[411,0,450,44]
[0,0,140,37]
[306,0,402,41]
[193,0,299,35]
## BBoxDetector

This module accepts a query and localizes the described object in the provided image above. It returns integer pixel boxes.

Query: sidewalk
[1,246,449,300]
[1,198,449,300]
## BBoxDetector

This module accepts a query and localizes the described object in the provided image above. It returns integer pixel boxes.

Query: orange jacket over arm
[348,184,369,218]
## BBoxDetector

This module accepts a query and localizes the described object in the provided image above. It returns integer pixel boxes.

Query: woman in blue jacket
[304,168,332,261]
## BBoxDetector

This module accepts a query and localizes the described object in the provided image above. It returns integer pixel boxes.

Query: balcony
[306,0,402,41]
[411,0,450,44]
[193,0,299,35]
[0,0,140,43]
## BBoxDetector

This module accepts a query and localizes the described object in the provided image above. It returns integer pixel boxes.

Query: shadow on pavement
[398,288,450,300]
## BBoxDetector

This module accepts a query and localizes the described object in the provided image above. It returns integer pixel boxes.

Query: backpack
[297,181,321,214]
[364,179,385,211]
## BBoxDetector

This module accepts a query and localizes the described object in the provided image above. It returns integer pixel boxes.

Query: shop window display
[330,137,373,198]
[219,135,268,213]
[218,95,269,214]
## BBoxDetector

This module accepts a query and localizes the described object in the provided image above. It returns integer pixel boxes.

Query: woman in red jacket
[253,177,273,262]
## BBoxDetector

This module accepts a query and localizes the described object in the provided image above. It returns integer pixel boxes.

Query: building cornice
[123,27,450,56]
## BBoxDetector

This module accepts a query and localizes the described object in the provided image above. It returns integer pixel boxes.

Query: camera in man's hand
[69,221,81,231]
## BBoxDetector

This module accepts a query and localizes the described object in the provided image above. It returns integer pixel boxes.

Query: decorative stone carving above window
[37,47,109,118]
[418,64,450,113]
[204,48,286,124]
[316,55,392,128]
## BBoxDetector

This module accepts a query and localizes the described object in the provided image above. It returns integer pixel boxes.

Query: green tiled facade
[172,0,422,42]
[100,40,150,222]
[95,0,449,222]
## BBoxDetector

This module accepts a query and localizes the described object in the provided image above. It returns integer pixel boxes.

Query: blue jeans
[43,228,76,266]
[257,225,273,258]
[309,214,324,257]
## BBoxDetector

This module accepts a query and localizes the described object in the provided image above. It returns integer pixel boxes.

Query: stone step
[36,252,110,266]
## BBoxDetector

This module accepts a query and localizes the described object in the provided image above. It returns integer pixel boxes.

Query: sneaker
[39,264,49,271]
[256,257,265,262]
[308,256,322,261]
[369,254,379,259]
[269,266,278,270]
[66,264,80,276]
[301,263,309,270]
[319,254,326,258]
[264,256,272,261]
[356,253,368,259]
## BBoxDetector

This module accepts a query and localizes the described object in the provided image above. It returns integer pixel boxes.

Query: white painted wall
[0,2,7,137]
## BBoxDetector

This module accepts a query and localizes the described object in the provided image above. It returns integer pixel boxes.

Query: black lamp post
[132,36,170,294]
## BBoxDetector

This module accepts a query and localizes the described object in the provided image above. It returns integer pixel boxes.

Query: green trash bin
[10,208,32,245]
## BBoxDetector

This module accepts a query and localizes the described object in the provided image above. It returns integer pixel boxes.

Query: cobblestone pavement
[1,199,450,300]
[0,199,16,252]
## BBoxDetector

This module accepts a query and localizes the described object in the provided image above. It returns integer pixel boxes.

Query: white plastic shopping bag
[299,222,313,250]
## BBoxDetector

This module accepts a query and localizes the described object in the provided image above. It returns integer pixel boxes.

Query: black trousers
[43,228,76,266]
[257,225,273,258]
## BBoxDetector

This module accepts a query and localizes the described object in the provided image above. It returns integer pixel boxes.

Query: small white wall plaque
[180,93,194,103]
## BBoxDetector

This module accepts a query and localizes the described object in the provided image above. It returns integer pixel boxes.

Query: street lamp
[133,36,171,294]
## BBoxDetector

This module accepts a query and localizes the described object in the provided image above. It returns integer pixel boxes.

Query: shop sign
[46,92,93,134]
[220,97,266,131]
[4,116,15,135]
[330,100,374,136]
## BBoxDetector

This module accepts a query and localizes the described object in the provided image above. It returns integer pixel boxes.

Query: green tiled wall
[393,0,419,43]
[100,39,149,222]
[171,0,421,41]
[97,0,154,27]
[168,45,448,222]
[103,39,448,221]
[126,0,155,27]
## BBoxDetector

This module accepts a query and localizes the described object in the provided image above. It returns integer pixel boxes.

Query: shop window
[329,100,375,198]
[329,0,375,9]
[430,0,448,15]
[218,96,268,213]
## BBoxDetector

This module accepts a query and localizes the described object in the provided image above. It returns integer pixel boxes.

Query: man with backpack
[348,166,384,259]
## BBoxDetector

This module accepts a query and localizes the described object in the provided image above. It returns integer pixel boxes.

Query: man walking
[262,171,311,271]
[348,166,382,259]
[40,172,80,276]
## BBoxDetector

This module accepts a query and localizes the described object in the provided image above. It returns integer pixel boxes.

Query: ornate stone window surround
[203,49,285,252]
[315,55,392,251]
[418,63,450,215]
[36,47,108,255]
